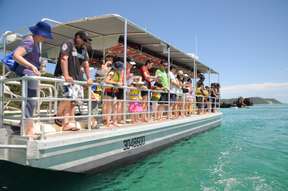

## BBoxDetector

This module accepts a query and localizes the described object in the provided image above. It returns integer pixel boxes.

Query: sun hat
[29,21,53,39]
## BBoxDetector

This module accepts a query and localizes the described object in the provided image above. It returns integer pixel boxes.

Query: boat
[0,14,222,173]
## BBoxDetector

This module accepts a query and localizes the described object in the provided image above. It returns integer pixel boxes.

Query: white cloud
[221,82,288,103]
[222,82,288,93]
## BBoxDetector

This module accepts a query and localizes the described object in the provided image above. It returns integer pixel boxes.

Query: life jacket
[203,90,209,97]
[91,85,102,101]
[196,87,203,96]
[129,89,141,100]
[105,70,121,93]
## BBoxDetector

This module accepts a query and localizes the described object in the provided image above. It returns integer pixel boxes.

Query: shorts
[60,83,84,105]
[170,93,177,103]
[17,69,39,118]
[159,93,168,104]
[196,96,204,108]
[115,88,124,100]
[104,90,115,98]
[210,97,216,108]
[141,90,148,97]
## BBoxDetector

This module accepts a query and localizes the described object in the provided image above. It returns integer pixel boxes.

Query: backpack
[1,52,19,72]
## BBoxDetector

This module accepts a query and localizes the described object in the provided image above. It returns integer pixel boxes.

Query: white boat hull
[3,113,222,173]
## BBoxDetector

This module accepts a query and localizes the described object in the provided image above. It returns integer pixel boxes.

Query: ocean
[0,105,287,191]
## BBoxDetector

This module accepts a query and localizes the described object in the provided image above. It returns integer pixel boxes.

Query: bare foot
[63,122,79,131]
[27,134,41,140]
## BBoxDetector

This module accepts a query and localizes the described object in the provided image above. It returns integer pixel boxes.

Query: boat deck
[34,113,221,142]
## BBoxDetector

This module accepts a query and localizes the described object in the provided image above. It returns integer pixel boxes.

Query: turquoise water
[1,105,288,191]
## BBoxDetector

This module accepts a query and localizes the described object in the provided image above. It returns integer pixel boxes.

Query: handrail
[0,76,220,140]
[0,145,27,149]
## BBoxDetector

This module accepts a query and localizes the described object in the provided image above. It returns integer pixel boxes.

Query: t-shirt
[15,35,40,76]
[54,40,89,81]
[169,71,177,93]
[155,69,169,90]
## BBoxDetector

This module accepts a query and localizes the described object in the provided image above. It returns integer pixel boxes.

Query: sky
[0,0,287,102]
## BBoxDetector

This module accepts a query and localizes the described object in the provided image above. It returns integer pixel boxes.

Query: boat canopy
[1,14,218,74]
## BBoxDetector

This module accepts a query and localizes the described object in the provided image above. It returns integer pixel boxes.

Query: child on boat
[103,60,123,127]
[90,80,103,129]
[129,76,144,123]
[151,80,163,120]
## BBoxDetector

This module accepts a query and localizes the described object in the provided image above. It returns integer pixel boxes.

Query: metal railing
[0,76,220,140]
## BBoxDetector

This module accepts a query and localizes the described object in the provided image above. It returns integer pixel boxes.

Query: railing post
[193,56,197,115]
[147,89,151,121]
[183,94,186,116]
[202,96,204,114]
[37,78,46,140]
[2,33,6,76]
[123,19,128,124]
[167,46,171,119]
[217,73,220,111]
[54,81,58,115]
[21,78,27,136]
[0,77,4,128]
[88,85,92,131]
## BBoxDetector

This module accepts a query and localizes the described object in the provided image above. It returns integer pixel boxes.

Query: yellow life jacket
[112,71,120,82]
[152,92,161,101]
[129,89,141,100]
[92,86,102,101]
[196,87,202,96]
[203,90,209,97]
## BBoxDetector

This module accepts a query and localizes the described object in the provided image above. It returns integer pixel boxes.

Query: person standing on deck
[13,21,53,138]
[54,31,93,130]
[118,57,136,124]
[196,73,205,114]
[140,59,156,121]
[103,60,124,127]
[155,60,169,120]
[169,65,179,118]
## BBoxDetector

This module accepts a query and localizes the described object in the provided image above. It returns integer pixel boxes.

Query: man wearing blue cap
[12,21,53,138]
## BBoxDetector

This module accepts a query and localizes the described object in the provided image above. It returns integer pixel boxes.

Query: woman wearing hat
[12,21,53,138]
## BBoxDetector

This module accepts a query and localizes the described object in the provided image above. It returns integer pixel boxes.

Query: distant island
[220,97,282,108]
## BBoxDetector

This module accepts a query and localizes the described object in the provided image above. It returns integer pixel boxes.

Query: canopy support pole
[193,58,197,114]
[123,19,128,123]
[2,34,6,76]
[167,45,171,119]
[208,69,211,113]
[0,33,6,129]
[208,69,211,86]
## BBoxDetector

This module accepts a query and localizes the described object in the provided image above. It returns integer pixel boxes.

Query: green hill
[249,97,282,104]
[221,97,282,105]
